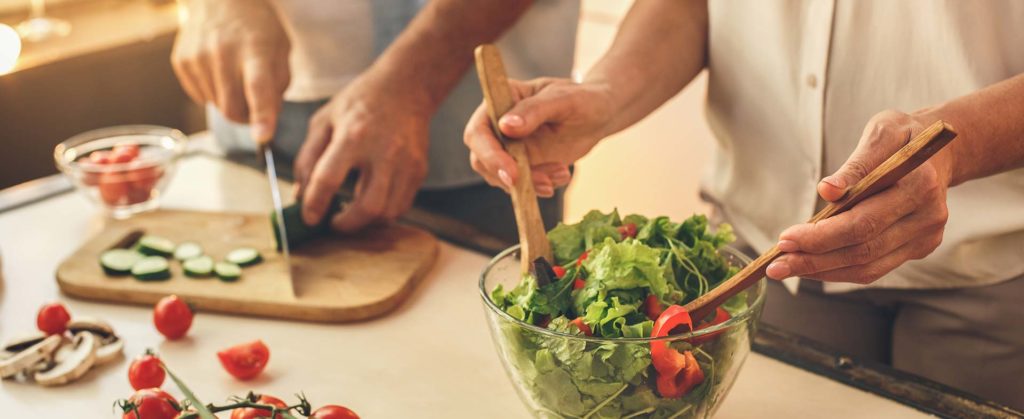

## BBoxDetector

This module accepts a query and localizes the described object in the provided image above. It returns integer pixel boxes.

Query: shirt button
[806,74,818,88]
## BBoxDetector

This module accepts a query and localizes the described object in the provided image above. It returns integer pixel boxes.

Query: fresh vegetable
[173,242,204,261]
[121,388,181,419]
[217,340,269,381]
[183,256,215,278]
[490,210,751,418]
[153,295,193,340]
[310,405,360,419]
[272,195,342,251]
[138,235,176,257]
[101,249,145,276]
[36,302,71,336]
[225,248,262,267]
[132,256,172,281]
[229,394,286,419]
[129,351,166,390]
[214,262,242,282]
[689,307,731,346]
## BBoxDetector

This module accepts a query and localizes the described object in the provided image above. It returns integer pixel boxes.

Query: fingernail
[251,122,273,143]
[822,176,845,189]
[777,240,799,252]
[500,114,524,128]
[498,169,514,189]
[551,169,571,183]
[766,261,791,280]
[536,184,554,197]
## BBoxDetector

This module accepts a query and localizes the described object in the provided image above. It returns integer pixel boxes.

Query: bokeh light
[0,23,21,75]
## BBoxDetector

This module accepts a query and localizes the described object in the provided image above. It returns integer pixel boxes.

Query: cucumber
[138,235,175,257]
[214,262,242,282]
[182,256,214,278]
[225,247,262,267]
[271,194,341,251]
[99,249,143,276]
[173,242,204,261]
[131,256,171,281]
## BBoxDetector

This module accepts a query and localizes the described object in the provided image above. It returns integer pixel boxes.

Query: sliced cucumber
[182,256,214,278]
[225,247,262,267]
[99,249,143,276]
[214,262,242,282]
[272,194,341,251]
[173,242,204,261]
[138,235,175,257]
[131,256,171,281]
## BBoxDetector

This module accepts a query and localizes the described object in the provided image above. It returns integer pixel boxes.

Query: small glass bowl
[480,245,765,418]
[54,125,186,219]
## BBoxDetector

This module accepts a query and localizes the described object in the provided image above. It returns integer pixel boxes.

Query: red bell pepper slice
[552,265,566,278]
[650,305,705,398]
[643,294,664,320]
[570,318,592,336]
[688,307,731,345]
[576,250,589,267]
[573,278,586,290]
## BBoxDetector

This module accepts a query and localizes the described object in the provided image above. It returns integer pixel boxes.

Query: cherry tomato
[128,352,166,390]
[311,405,360,419]
[98,172,130,205]
[110,150,136,164]
[113,143,141,160]
[88,150,113,164]
[122,388,180,419]
[570,318,592,336]
[36,302,71,335]
[617,222,638,239]
[154,295,193,340]
[552,265,566,278]
[126,166,163,204]
[229,394,286,419]
[217,340,270,380]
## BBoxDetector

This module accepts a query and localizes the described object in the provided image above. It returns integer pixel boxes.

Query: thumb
[243,56,286,145]
[820,132,904,202]
[497,88,575,139]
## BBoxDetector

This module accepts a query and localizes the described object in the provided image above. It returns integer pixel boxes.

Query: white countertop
[0,148,929,418]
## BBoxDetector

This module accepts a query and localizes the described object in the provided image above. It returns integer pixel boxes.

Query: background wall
[564,1,715,222]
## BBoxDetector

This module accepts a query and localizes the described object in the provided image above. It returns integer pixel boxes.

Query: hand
[766,110,955,284]
[292,73,430,233]
[171,0,290,143]
[463,78,616,197]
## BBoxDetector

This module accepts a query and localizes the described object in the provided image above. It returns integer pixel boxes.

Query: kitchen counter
[0,134,1010,418]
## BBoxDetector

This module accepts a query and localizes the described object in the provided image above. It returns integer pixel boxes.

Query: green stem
[666,404,693,419]
[622,407,656,418]
[177,402,304,419]
[581,383,629,419]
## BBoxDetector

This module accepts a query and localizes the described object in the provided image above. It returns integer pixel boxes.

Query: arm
[463,0,709,193]
[293,0,534,231]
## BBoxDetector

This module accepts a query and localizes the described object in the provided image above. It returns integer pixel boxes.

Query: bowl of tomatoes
[54,125,186,219]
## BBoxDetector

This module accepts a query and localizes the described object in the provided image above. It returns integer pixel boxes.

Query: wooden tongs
[683,120,958,320]
[474,44,554,275]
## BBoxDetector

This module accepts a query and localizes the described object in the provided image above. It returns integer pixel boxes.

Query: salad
[488,210,757,418]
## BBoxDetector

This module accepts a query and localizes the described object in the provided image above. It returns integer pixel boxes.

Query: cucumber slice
[138,235,175,257]
[182,256,214,278]
[99,249,143,276]
[214,262,242,282]
[225,247,262,267]
[131,256,171,281]
[272,194,341,251]
[173,242,204,261]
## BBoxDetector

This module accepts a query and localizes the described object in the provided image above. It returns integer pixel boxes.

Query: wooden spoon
[683,120,958,320]
[474,44,553,272]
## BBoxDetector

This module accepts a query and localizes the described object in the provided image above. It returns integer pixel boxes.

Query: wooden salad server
[474,44,553,273]
[683,120,958,321]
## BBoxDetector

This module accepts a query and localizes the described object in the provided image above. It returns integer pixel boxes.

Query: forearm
[364,0,533,115]
[919,73,1024,186]
[585,0,708,136]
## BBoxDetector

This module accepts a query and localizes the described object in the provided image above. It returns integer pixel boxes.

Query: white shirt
[703,0,1024,292]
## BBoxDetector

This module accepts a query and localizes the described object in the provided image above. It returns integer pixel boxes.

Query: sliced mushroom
[33,332,98,386]
[3,331,48,353]
[68,317,123,364]
[0,334,61,379]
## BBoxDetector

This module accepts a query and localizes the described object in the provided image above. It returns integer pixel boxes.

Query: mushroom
[0,334,61,379]
[33,332,98,386]
[67,316,123,365]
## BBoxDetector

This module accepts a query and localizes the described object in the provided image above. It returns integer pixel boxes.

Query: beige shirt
[703,0,1024,292]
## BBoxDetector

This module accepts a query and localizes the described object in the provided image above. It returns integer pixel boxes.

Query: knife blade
[260,144,295,288]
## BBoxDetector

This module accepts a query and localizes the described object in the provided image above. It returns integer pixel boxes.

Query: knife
[258,143,295,290]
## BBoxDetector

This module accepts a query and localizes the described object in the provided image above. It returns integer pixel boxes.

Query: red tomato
[617,223,638,239]
[128,353,166,390]
[153,295,193,340]
[110,150,136,164]
[122,388,180,419]
[98,172,130,205]
[230,394,286,419]
[36,302,71,335]
[552,265,566,278]
[311,405,360,419]
[89,150,113,164]
[126,167,163,204]
[217,340,270,380]
[569,318,592,336]
[113,143,141,160]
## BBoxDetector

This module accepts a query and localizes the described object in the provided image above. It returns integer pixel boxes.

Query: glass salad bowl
[54,125,186,219]
[480,246,766,419]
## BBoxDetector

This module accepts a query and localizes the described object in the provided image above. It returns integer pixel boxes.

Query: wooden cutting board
[56,210,438,322]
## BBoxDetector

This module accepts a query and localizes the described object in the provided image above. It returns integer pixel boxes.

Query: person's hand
[292,73,430,233]
[463,77,616,197]
[171,0,290,143]
[766,110,955,284]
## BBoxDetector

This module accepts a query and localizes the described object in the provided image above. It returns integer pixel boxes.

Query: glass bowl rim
[54,124,188,174]
[479,244,766,344]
